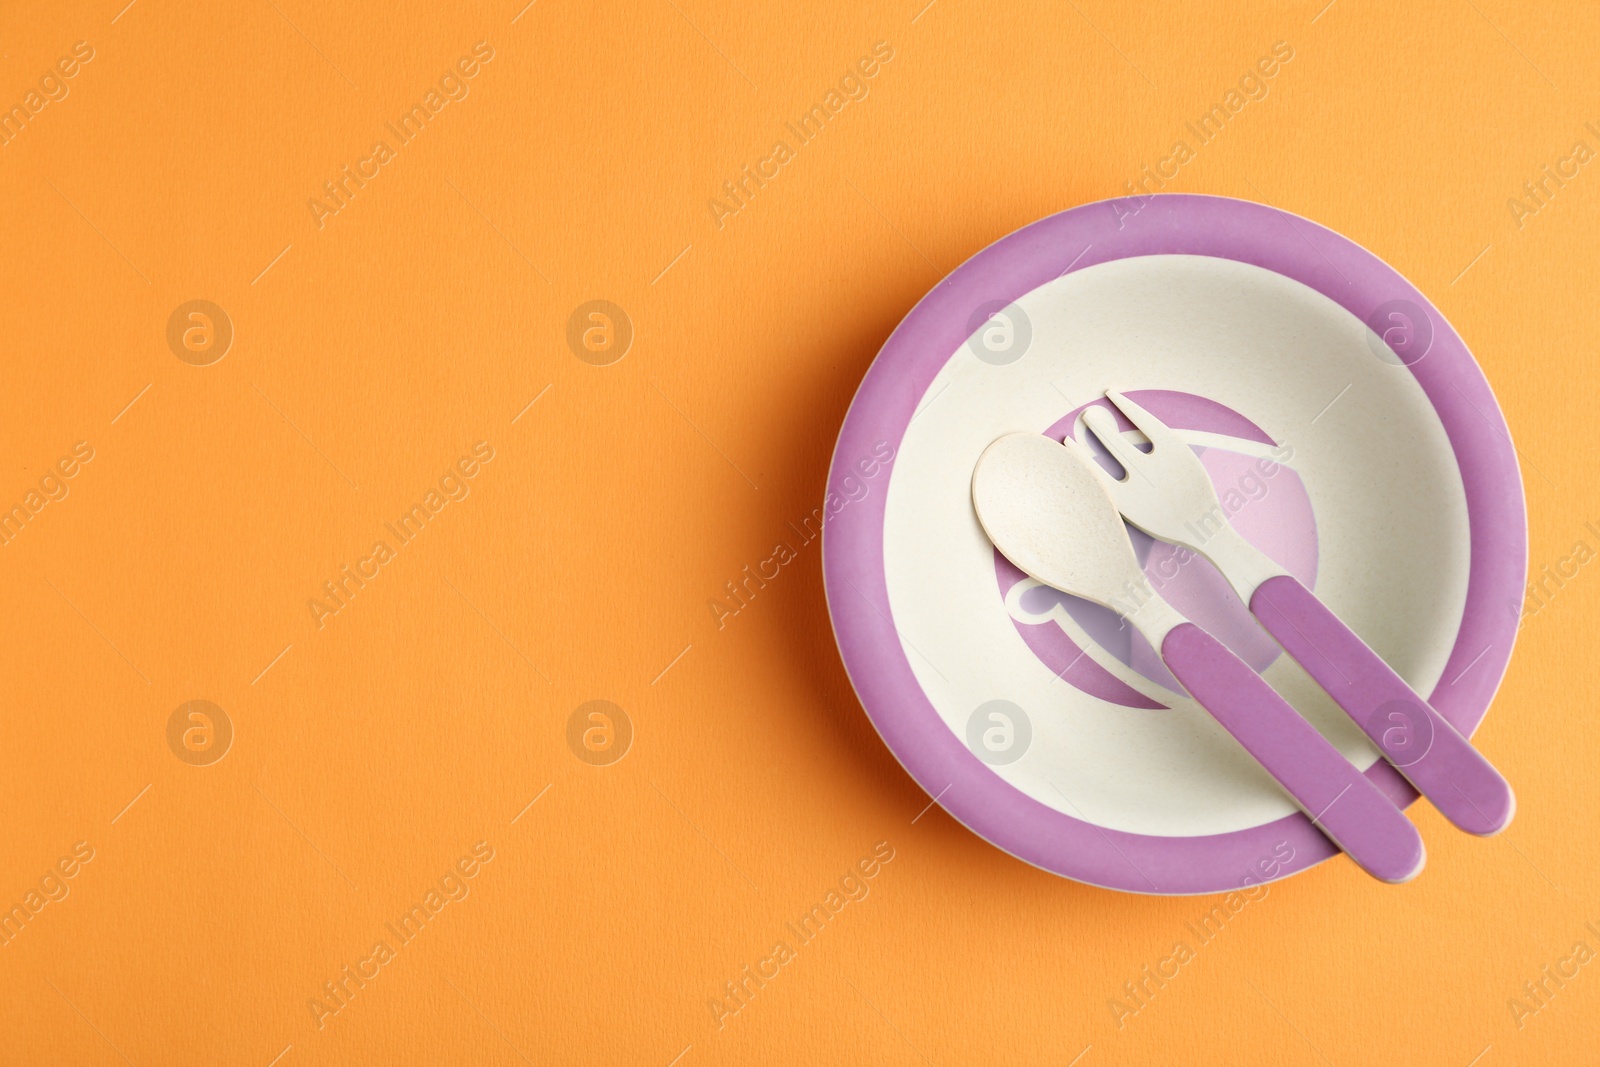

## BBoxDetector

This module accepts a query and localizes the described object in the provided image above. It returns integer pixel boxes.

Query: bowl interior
[882,254,1470,837]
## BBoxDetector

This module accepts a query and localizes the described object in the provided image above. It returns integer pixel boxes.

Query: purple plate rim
[821,192,1527,896]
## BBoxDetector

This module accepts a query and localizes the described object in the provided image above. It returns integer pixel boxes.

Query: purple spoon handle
[1250,574,1514,836]
[1160,621,1425,883]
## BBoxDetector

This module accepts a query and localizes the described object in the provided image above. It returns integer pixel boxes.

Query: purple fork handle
[1250,574,1514,836]
[1161,622,1425,883]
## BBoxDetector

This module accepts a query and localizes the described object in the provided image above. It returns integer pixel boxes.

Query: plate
[823,194,1525,894]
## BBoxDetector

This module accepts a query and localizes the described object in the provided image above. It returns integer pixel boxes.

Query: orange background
[1,0,1597,1063]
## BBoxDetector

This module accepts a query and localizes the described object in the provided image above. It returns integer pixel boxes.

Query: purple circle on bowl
[822,193,1526,895]
[998,390,1319,709]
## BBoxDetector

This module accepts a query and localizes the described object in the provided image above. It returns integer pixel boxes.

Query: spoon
[972,432,1424,884]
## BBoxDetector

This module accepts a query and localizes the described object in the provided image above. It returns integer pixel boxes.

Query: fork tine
[1103,391,1184,453]
[1058,432,1121,496]
[1079,404,1145,478]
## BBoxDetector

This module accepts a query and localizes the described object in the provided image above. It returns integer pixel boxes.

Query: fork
[1080,391,1514,836]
